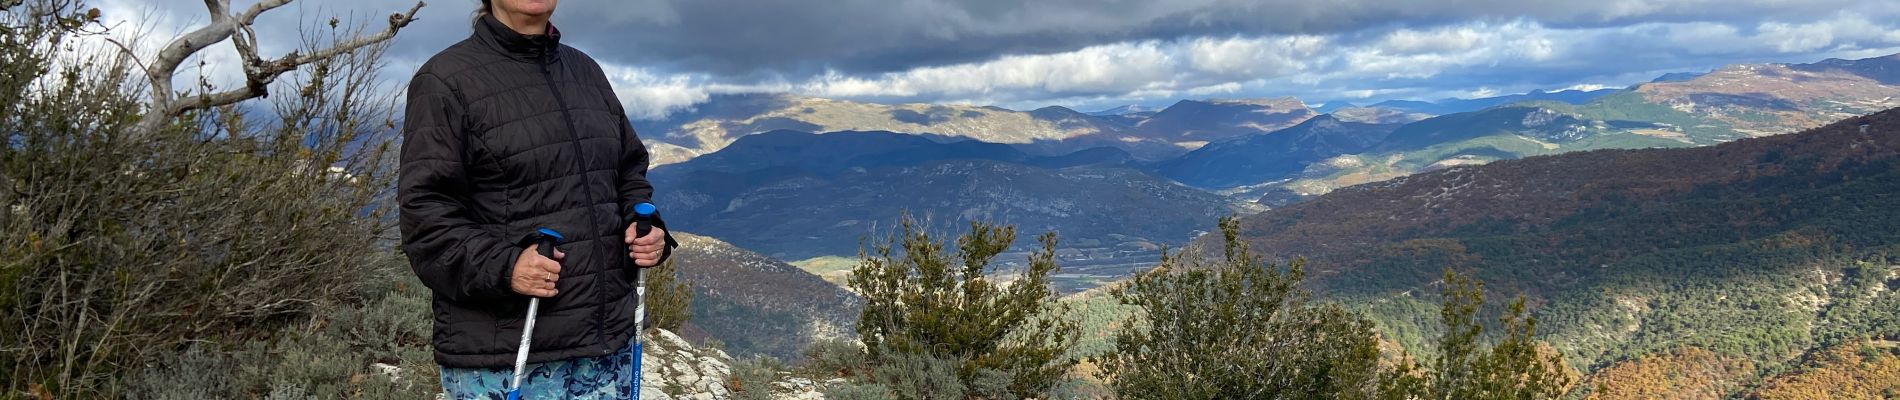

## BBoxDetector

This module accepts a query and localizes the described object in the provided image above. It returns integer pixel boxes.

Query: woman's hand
[511,244,565,297]
[626,225,667,267]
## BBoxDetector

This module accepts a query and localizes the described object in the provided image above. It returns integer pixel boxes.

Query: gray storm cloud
[546,0,1870,75]
[85,0,1900,118]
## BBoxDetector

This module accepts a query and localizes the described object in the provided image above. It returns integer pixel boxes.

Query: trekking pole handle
[632,202,657,238]
[509,228,563,400]
[535,228,562,259]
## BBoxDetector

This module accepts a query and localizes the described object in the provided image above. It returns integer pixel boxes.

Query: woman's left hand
[626,225,667,267]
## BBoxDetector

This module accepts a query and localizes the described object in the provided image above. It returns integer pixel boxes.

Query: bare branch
[134,0,425,135]
[143,0,249,104]
[202,0,226,16]
[100,37,153,82]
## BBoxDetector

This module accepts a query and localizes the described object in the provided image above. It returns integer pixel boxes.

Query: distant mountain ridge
[1156,114,1397,189]
[1086,104,1159,116]
[633,54,1900,210]
[1241,53,1900,200]
[1215,109,1900,377]
[1649,71,1706,83]
[1367,88,1619,115]
[650,131,1255,262]
[1790,53,1900,84]
[632,93,1184,165]
[630,53,1900,176]
[1629,53,1900,137]
[1129,97,1318,145]
[640,53,1900,248]
[1152,96,1698,200]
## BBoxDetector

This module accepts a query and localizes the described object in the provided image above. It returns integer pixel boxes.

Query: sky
[93,0,1900,120]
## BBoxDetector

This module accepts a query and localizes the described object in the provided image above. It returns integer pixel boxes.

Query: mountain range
[632,85,1600,166]
[642,54,1900,192]
[1256,54,1900,200]
[638,53,1900,290]
[637,53,1900,397]
[631,94,1184,164]
[1212,108,1900,386]
[1357,88,1619,115]
[1154,114,1398,189]
[648,130,1257,264]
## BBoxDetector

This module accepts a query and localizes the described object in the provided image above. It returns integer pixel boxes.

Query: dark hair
[476,0,491,16]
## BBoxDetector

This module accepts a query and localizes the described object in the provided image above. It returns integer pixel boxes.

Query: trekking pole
[630,202,658,399]
[508,228,563,400]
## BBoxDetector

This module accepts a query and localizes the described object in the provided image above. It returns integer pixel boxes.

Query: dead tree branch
[133,0,424,135]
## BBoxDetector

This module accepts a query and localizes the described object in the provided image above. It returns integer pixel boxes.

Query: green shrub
[121,260,440,399]
[866,348,968,399]
[0,1,412,395]
[1094,217,1387,399]
[1047,377,1113,400]
[729,356,785,400]
[848,217,1081,399]
[799,338,870,378]
[1094,218,1577,399]
[819,381,896,400]
[1409,270,1576,400]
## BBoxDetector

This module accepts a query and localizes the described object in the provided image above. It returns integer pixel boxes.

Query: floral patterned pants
[439,336,641,400]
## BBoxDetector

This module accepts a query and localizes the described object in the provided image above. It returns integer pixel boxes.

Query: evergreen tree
[847,217,1079,399]
[1094,218,1577,399]
[1416,270,1576,400]
[1095,217,1387,399]
[643,257,692,332]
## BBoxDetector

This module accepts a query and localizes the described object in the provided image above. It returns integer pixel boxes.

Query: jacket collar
[473,14,562,63]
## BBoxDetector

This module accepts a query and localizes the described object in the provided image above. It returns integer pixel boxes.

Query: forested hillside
[668,233,862,361]
[1216,109,1900,386]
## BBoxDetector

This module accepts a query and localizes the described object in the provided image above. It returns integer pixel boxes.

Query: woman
[398,0,676,397]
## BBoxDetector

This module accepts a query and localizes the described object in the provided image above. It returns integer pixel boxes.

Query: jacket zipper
[538,49,603,238]
[539,47,631,348]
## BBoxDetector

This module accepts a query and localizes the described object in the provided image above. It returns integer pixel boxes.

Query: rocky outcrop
[638,329,839,400]
[639,329,734,400]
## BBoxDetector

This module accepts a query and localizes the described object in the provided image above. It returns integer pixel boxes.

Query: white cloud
[1661,22,1754,55]
[1379,27,1484,55]
[73,0,1900,119]
[602,66,795,119]
[1185,82,1246,96]
[601,66,712,120]
[1756,15,1892,53]
[1652,14,1900,57]
[1185,35,1329,78]
[758,11,1900,112]
[790,33,1357,104]
[1343,21,1561,80]
[798,40,1178,99]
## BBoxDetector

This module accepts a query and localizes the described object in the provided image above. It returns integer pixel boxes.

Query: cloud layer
[90,0,1900,118]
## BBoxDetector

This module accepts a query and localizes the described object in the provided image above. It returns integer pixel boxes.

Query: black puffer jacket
[399,15,676,368]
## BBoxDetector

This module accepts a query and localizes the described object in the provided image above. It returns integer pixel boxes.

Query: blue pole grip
[535,228,564,259]
[632,203,657,238]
